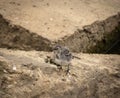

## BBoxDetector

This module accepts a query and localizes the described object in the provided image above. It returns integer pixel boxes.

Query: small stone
[3,69,7,73]
[33,5,37,7]
[12,65,17,71]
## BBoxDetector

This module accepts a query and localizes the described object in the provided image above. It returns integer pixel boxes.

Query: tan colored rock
[0,48,120,98]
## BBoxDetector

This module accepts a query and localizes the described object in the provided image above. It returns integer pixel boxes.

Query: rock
[0,48,120,98]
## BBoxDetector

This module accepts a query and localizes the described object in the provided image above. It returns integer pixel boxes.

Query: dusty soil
[0,0,120,40]
[0,48,120,98]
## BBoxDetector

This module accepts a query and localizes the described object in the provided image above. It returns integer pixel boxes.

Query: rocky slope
[0,12,120,53]
[0,0,120,53]
[58,13,120,53]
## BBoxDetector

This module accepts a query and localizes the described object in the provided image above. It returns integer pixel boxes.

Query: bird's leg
[57,65,63,72]
[66,63,70,75]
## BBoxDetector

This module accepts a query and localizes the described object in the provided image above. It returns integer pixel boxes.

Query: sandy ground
[0,0,120,40]
[0,48,120,98]
[0,0,120,98]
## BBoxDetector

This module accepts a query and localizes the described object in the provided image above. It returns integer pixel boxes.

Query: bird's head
[53,45,62,51]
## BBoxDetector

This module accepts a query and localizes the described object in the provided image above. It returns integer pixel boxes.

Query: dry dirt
[0,48,120,98]
[0,0,120,98]
[0,0,120,40]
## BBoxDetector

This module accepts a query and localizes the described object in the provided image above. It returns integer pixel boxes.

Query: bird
[45,45,81,74]
[50,45,73,73]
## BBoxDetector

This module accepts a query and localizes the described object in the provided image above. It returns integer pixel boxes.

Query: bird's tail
[72,55,81,60]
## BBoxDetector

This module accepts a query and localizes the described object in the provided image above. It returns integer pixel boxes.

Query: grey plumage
[51,45,73,73]
[53,45,72,62]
